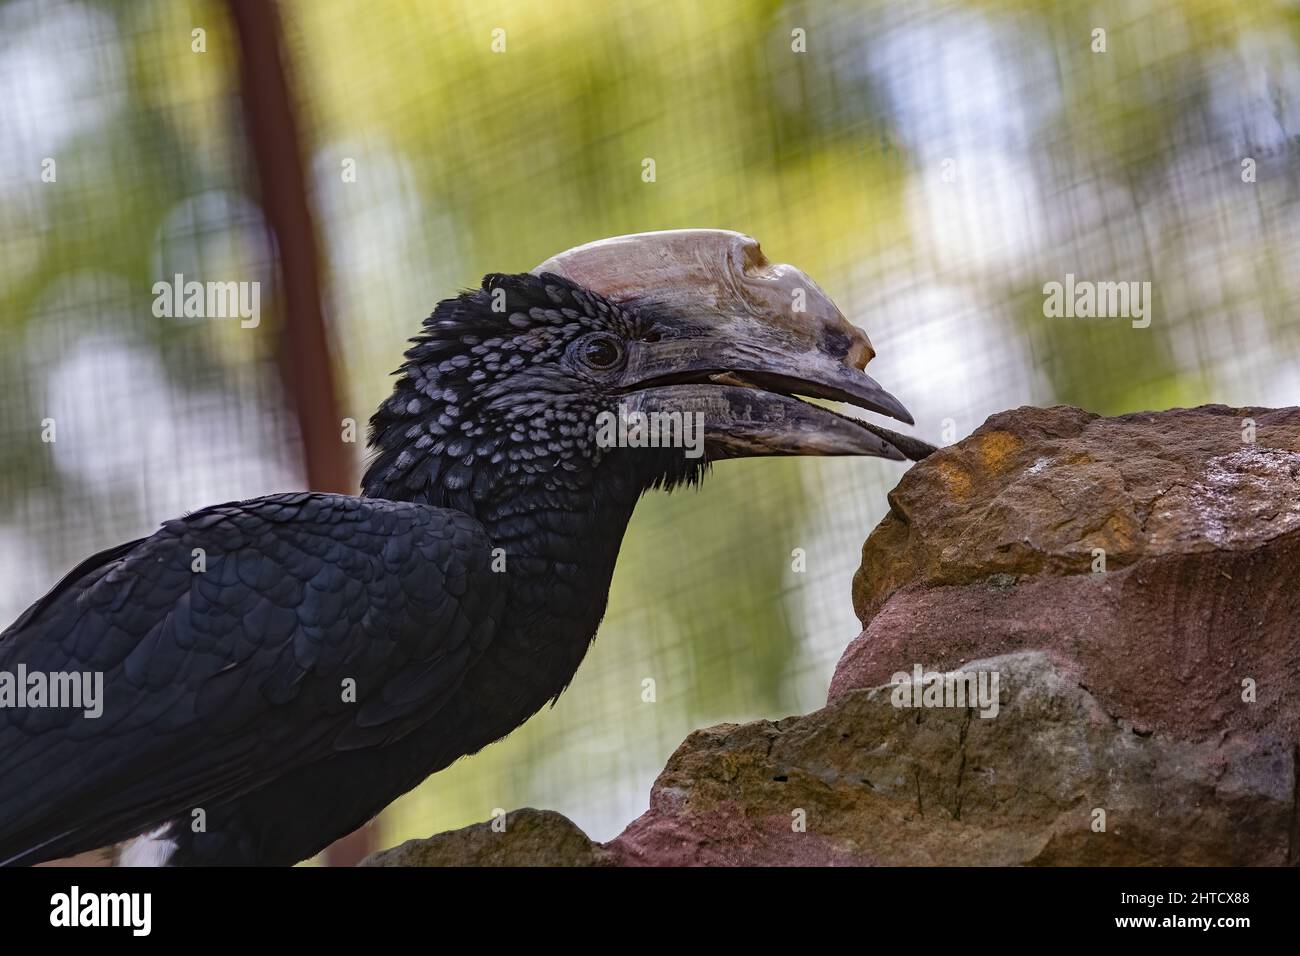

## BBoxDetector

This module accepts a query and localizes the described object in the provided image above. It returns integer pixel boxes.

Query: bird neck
[362,452,648,628]
[362,445,698,736]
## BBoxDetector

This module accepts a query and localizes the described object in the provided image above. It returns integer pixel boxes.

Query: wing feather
[0,492,503,864]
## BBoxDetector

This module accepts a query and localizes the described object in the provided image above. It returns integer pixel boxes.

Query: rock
[360,808,609,867]
[608,652,1293,866]
[839,404,1300,743]
[364,405,1300,866]
[852,405,1300,618]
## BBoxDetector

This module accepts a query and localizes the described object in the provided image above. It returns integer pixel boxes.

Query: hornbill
[0,230,930,866]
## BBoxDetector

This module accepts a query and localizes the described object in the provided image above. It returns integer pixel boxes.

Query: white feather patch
[119,825,177,867]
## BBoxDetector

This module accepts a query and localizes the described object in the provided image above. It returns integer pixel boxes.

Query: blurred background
[1,0,1297,863]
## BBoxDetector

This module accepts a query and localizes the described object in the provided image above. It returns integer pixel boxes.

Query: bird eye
[577,333,625,370]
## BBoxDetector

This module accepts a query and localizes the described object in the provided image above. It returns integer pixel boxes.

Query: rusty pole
[227,0,375,866]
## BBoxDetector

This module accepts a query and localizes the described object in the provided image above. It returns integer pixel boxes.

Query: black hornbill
[0,230,930,866]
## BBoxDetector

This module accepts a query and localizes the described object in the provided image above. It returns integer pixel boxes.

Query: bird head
[363,229,925,509]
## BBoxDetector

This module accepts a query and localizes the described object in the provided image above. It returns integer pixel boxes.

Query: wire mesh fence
[1,0,1297,857]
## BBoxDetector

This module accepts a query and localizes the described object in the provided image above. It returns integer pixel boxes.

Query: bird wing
[0,492,503,864]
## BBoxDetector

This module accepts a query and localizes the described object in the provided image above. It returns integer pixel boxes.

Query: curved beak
[535,229,935,462]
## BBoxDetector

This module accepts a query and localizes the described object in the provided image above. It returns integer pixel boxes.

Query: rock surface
[361,809,609,867]
[364,405,1300,866]
[840,404,1300,742]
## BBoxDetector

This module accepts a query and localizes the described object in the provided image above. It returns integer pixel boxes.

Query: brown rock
[839,404,1300,746]
[607,652,1293,866]
[360,809,609,867]
[851,404,1300,624]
